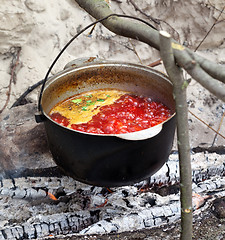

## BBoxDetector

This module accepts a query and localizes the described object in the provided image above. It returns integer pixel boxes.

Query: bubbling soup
[49,89,172,134]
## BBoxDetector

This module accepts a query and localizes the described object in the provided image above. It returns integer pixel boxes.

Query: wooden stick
[74,0,225,94]
[159,30,193,240]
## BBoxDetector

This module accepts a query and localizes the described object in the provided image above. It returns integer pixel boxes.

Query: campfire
[0,103,224,239]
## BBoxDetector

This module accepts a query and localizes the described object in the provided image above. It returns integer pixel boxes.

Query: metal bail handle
[37,13,157,116]
[37,14,157,113]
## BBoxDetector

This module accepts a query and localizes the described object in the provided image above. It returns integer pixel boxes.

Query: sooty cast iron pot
[37,59,176,187]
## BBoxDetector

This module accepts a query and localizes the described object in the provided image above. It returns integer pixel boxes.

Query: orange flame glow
[48,192,58,201]
[96,198,108,208]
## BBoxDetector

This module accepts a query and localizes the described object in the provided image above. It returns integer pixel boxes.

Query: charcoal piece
[10,227,21,239]
[0,230,6,239]
[212,197,225,219]
[154,217,163,225]
[59,219,70,234]
[23,224,36,239]
[13,188,27,199]
[162,205,173,217]
[40,223,49,236]
[145,197,156,206]
[34,224,42,238]
[143,217,154,227]
[1,229,13,239]
[49,223,55,233]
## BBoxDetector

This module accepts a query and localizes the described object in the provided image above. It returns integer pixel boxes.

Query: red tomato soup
[49,89,171,134]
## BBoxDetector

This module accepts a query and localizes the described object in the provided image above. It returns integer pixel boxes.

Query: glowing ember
[96,198,108,208]
[192,192,211,209]
[48,192,58,201]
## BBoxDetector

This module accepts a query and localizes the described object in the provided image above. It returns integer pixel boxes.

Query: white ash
[79,177,225,236]
[136,150,225,187]
[0,150,224,239]
[0,150,224,201]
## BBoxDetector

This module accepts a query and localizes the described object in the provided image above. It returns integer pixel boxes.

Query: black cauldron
[37,59,176,187]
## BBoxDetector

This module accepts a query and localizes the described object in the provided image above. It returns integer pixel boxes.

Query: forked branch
[74,0,225,102]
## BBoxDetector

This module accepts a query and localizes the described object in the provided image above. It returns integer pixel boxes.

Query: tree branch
[187,49,225,83]
[72,1,224,239]
[127,0,160,25]
[0,47,21,114]
[160,31,193,240]
[75,0,160,48]
[74,0,225,102]
[172,47,225,101]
